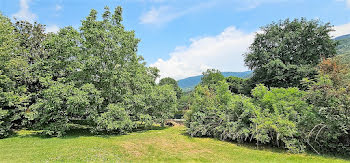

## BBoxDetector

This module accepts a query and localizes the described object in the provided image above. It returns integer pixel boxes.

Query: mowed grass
[0,126,349,162]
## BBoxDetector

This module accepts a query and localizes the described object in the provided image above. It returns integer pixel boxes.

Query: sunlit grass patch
[0,126,348,162]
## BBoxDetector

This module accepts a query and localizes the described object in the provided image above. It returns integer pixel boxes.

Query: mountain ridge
[177,71,252,91]
[177,34,350,91]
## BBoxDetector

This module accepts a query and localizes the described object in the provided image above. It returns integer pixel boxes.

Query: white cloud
[55,4,63,11]
[336,0,350,8]
[45,25,60,33]
[140,1,215,25]
[12,0,37,23]
[232,0,288,10]
[140,6,176,25]
[151,27,255,80]
[139,0,287,25]
[345,0,350,7]
[331,23,350,38]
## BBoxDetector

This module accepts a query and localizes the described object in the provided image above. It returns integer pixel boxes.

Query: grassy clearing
[0,126,348,162]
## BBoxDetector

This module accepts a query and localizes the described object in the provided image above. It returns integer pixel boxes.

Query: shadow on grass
[13,125,169,140]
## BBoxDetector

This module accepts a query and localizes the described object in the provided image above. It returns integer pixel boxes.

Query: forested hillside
[178,34,350,92]
[177,71,252,91]
[336,34,350,55]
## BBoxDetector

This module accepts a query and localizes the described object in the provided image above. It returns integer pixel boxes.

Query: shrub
[186,82,312,153]
[93,104,135,134]
[29,82,103,137]
[304,77,350,155]
[185,84,219,137]
[251,85,311,153]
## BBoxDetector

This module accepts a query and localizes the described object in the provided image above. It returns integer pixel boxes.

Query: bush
[303,58,350,155]
[29,82,103,137]
[93,104,135,134]
[147,85,178,126]
[185,84,218,137]
[250,85,311,153]
[186,81,312,153]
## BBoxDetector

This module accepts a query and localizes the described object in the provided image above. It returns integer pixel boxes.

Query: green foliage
[159,77,177,86]
[251,85,312,153]
[0,7,178,138]
[225,76,248,95]
[186,81,313,153]
[335,34,350,55]
[147,85,178,126]
[245,18,337,88]
[159,77,182,99]
[29,82,103,136]
[175,93,192,119]
[0,5,348,159]
[200,69,225,88]
[93,104,134,134]
[0,13,29,138]
[302,57,350,155]
[185,84,219,137]
[0,109,11,138]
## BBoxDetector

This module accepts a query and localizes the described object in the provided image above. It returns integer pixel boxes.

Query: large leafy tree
[159,77,182,99]
[244,18,337,88]
[201,69,225,88]
[24,6,176,135]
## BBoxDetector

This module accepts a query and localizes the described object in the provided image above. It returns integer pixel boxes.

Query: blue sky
[1,0,350,79]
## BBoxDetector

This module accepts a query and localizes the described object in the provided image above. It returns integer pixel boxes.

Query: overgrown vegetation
[186,18,350,157]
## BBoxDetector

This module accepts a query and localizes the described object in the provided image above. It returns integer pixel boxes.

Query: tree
[226,76,245,94]
[159,77,182,99]
[147,85,177,126]
[244,18,337,88]
[13,20,48,99]
[25,6,178,136]
[0,13,29,138]
[201,69,225,88]
[1,7,179,137]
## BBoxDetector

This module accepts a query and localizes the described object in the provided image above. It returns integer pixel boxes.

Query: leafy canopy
[245,18,337,88]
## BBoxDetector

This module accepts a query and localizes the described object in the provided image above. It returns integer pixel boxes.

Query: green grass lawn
[0,126,348,162]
